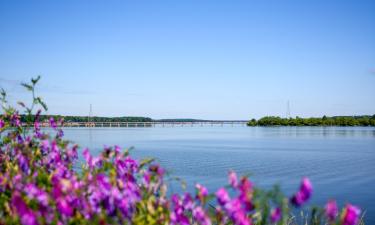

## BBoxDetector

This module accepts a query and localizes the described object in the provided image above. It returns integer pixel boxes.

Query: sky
[0,0,374,120]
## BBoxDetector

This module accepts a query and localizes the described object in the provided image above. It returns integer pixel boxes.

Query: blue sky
[1,0,374,119]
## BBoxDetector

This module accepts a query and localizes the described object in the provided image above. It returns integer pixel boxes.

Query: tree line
[247,115,375,126]
[20,115,153,123]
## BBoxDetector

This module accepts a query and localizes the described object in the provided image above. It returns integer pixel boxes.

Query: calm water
[62,126,375,223]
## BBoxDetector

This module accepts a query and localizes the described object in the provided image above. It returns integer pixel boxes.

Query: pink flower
[231,207,251,225]
[342,204,361,225]
[49,117,57,129]
[10,113,21,127]
[11,192,38,225]
[83,148,94,168]
[0,119,4,128]
[228,170,238,188]
[238,177,253,211]
[325,200,338,221]
[193,206,212,225]
[271,207,281,223]
[57,197,74,217]
[216,188,230,206]
[196,183,208,202]
[291,177,313,207]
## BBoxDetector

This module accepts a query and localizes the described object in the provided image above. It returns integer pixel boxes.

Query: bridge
[50,121,248,128]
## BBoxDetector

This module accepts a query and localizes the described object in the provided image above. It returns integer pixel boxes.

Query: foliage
[0,78,364,225]
[247,116,375,127]
[19,115,153,123]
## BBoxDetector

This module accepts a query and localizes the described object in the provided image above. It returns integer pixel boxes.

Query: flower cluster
[0,78,364,225]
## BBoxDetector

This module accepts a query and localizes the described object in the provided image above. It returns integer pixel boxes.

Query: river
[62,126,375,223]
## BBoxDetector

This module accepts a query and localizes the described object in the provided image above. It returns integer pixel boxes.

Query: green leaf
[17,101,26,108]
[21,83,33,91]
[140,158,155,168]
[31,75,41,85]
[35,97,48,111]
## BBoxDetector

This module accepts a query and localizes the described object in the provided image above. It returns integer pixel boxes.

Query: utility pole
[88,104,92,123]
[286,100,291,118]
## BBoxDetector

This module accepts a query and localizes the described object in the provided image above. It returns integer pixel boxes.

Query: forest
[247,115,375,126]
[19,115,153,123]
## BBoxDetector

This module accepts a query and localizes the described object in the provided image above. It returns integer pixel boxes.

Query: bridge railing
[31,121,248,127]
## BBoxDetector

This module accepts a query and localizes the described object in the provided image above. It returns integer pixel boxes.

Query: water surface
[62,126,375,223]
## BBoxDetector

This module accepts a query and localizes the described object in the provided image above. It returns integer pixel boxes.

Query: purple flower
[96,173,112,191]
[325,200,338,221]
[49,117,57,129]
[228,170,238,188]
[20,212,38,225]
[40,140,49,153]
[10,113,21,127]
[25,183,49,206]
[142,171,151,187]
[196,183,208,202]
[234,212,251,225]
[291,177,313,207]
[34,120,41,137]
[11,192,28,217]
[0,119,4,128]
[183,193,194,210]
[216,188,230,206]
[57,197,74,217]
[342,204,361,225]
[271,207,281,223]
[222,197,252,225]
[193,206,212,225]
[239,177,253,211]
[11,192,38,225]
[18,154,30,173]
[225,198,242,215]
[83,148,94,168]
[57,129,64,138]
[170,194,190,225]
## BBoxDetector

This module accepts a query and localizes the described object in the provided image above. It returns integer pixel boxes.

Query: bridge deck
[36,121,248,127]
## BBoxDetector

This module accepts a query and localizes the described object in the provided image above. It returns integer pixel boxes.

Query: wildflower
[83,148,94,168]
[225,199,251,225]
[142,171,151,187]
[183,193,194,210]
[96,173,112,191]
[57,129,64,138]
[228,170,238,188]
[25,184,49,206]
[342,204,361,225]
[10,113,21,127]
[196,183,208,202]
[11,192,38,225]
[225,198,242,215]
[193,206,212,225]
[291,177,313,207]
[34,120,41,137]
[238,177,253,211]
[40,140,49,153]
[49,117,57,129]
[0,119,4,128]
[149,164,164,177]
[17,154,30,173]
[170,194,190,225]
[34,110,41,134]
[271,207,281,223]
[57,197,74,217]
[325,200,338,221]
[216,188,230,206]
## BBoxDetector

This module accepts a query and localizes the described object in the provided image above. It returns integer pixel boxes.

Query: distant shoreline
[247,115,375,127]
[18,114,375,127]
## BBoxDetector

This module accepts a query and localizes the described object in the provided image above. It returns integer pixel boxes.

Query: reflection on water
[59,126,375,223]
